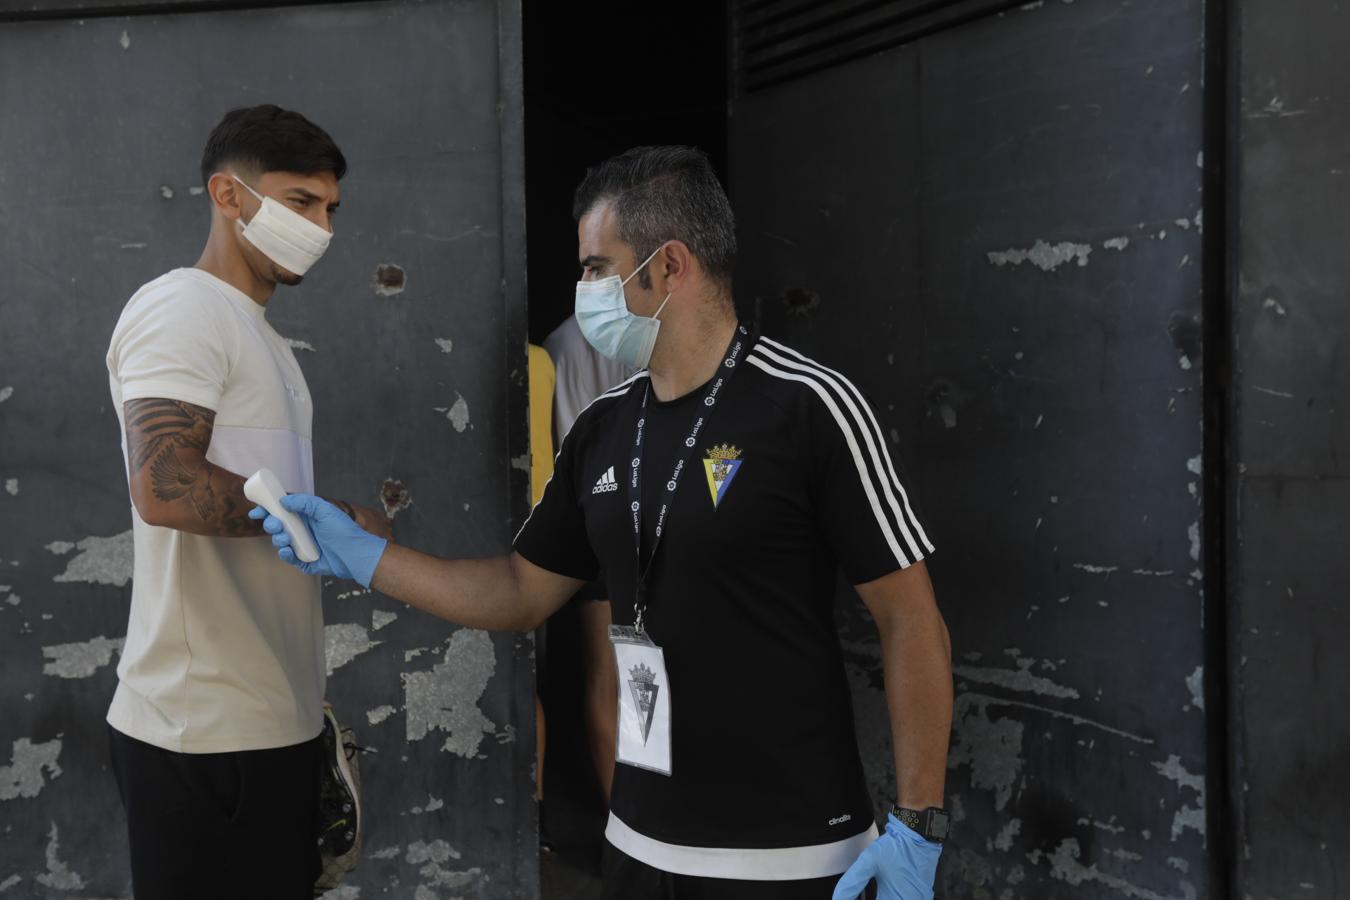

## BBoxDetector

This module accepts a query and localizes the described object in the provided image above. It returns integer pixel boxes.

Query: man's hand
[250,493,388,588]
[832,814,942,900]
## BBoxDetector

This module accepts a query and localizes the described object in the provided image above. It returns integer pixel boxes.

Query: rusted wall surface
[730,1,1210,897]
[0,1,534,897]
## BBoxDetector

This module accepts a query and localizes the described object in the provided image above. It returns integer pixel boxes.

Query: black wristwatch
[891,805,950,843]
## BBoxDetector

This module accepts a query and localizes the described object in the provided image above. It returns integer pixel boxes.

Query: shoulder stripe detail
[746,353,917,567]
[758,338,934,554]
[514,371,645,544]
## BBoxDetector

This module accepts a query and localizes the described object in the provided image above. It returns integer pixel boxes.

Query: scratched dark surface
[731,1,1210,897]
[0,1,535,896]
[1229,1,1350,896]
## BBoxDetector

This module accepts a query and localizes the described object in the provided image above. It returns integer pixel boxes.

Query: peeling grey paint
[410,795,444,814]
[370,846,401,860]
[1073,562,1119,575]
[44,541,75,555]
[284,338,317,353]
[403,629,498,758]
[405,838,483,890]
[993,818,1022,851]
[953,663,1079,699]
[0,386,13,404]
[1185,666,1204,710]
[35,823,84,891]
[510,453,531,473]
[0,875,20,892]
[434,337,454,354]
[319,886,360,900]
[1153,754,1205,840]
[1188,521,1201,561]
[949,694,1025,810]
[1103,236,1131,251]
[372,610,398,632]
[325,623,382,675]
[1030,837,1196,900]
[446,394,471,433]
[41,636,124,678]
[987,239,1092,271]
[3,479,16,496]
[49,530,134,587]
[0,739,63,801]
[367,705,397,725]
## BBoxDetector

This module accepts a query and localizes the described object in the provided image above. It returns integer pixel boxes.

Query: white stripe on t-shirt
[757,338,933,556]
[746,352,920,568]
[605,812,879,880]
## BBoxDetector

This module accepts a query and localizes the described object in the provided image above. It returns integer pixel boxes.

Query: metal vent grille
[732,0,1025,94]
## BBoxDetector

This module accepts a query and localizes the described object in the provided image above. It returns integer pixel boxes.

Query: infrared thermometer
[244,468,321,563]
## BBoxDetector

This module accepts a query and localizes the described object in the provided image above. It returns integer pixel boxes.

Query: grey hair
[572,145,736,293]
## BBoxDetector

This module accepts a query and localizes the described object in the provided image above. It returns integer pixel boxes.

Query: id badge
[609,625,673,776]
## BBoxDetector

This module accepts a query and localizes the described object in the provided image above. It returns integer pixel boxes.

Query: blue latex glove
[249,493,388,588]
[832,814,943,900]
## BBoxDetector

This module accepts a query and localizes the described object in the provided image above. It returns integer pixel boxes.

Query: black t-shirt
[515,333,934,851]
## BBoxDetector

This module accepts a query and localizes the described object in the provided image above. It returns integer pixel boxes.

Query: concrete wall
[0,2,534,897]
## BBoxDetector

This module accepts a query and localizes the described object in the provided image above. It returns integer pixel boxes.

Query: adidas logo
[591,466,620,494]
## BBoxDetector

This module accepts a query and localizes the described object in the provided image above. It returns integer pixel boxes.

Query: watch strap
[891,805,950,843]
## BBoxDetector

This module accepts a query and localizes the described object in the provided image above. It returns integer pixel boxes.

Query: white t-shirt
[543,315,636,441]
[105,267,324,753]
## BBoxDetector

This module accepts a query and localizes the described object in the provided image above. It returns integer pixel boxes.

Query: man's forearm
[881,609,953,810]
[125,397,261,537]
[370,545,549,632]
[142,457,262,538]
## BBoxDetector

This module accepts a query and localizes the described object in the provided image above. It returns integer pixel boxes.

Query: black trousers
[601,841,877,900]
[108,724,321,900]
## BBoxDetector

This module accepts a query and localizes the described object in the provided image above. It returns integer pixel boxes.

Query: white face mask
[232,175,332,277]
[574,243,672,369]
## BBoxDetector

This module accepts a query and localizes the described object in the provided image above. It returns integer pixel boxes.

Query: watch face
[929,810,950,840]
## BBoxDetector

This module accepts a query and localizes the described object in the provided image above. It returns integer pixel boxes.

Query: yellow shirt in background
[528,344,556,507]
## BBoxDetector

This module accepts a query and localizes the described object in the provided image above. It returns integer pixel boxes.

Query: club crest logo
[703,444,743,509]
[627,662,659,744]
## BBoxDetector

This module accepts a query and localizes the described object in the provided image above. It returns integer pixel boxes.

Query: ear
[206,171,244,221]
[655,240,695,296]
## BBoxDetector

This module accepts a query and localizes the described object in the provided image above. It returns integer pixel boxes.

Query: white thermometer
[244,468,321,563]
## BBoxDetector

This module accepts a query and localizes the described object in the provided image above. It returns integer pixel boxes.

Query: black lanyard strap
[627,324,749,633]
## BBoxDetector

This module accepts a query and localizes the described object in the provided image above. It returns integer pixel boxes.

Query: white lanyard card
[609,625,673,776]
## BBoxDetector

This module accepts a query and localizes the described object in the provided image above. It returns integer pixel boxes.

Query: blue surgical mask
[575,243,671,369]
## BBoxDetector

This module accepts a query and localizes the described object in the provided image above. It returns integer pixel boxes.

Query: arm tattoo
[124,398,261,537]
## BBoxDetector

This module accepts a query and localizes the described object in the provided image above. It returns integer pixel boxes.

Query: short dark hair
[200,104,346,186]
[572,146,736,291]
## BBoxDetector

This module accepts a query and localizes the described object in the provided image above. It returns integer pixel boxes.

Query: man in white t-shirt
[104,104,390,900]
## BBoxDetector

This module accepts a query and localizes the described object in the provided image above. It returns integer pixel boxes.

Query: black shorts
[108,723,321,900]
[601,841,876,900]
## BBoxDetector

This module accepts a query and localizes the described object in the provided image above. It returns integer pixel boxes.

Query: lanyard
[627,324,749,634]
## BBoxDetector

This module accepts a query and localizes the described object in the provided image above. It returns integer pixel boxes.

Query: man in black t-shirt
[258,146,955,900]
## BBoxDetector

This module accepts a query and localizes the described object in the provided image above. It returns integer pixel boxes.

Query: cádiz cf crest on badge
[703,443,743,509]
[627,663,660,744]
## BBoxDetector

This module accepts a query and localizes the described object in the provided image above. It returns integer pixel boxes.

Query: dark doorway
[521,2,729,896]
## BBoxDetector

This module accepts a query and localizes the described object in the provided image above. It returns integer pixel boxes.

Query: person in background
[543,314,636,803]
[528,343,556,808]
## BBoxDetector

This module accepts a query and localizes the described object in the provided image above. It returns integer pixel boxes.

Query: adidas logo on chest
[591,465,620,495]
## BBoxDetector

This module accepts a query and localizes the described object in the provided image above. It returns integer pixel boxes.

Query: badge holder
[609,624,673,776]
